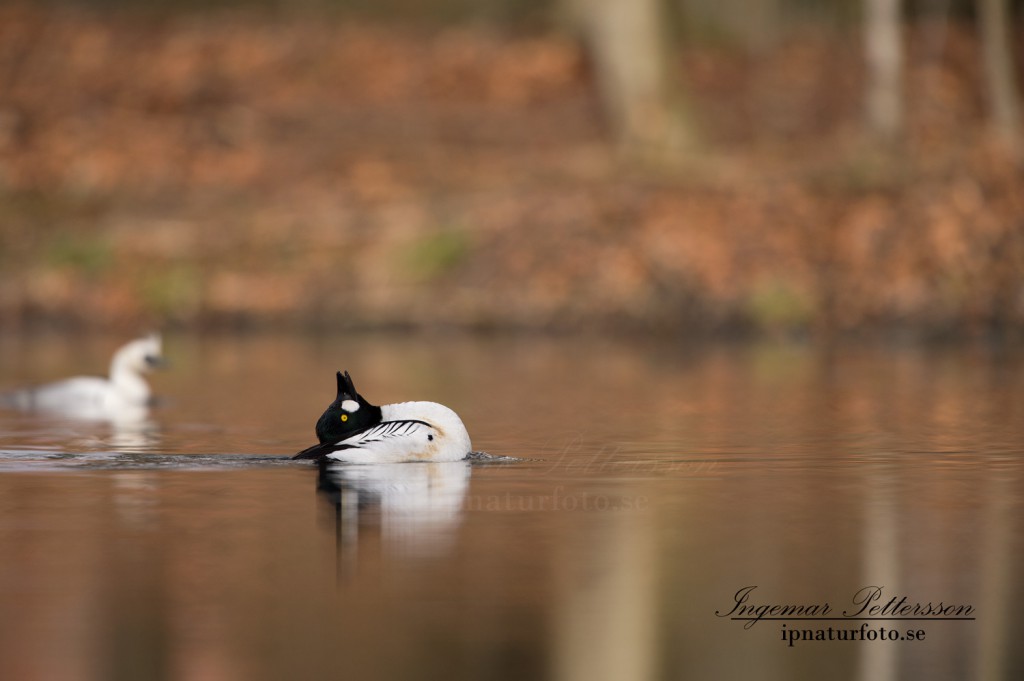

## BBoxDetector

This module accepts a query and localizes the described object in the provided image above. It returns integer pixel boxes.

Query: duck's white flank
[324,401,472,464]
[2,335,163,420]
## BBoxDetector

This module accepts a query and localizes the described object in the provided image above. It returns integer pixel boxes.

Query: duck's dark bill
[293,443,331,460]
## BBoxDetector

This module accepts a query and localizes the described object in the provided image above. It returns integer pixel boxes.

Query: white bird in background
[1,334,165,422]
[294,370,473,464]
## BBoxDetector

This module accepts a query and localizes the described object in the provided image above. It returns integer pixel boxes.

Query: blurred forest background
[1,0,1023,338]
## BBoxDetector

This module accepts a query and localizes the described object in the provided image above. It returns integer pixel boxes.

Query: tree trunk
[864,0,904,140]
[679,0,782,54]
[563,0,692,154]
[977,0,1023,150]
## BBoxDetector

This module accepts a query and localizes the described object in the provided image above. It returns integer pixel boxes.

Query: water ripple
[0,448,296,472]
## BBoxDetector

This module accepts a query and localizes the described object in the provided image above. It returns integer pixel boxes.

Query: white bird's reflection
[317,460,471,561]
[68,416,162,453]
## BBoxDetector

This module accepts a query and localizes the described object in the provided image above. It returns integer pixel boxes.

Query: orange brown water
[0,333,1021,680]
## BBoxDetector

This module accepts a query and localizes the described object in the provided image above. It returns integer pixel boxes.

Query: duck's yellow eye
[340,414,348,422]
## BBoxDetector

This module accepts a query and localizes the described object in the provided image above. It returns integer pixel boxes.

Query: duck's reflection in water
[317,461,471,564]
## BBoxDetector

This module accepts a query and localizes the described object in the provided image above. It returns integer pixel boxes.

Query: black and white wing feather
[292,419,439,463]
[339,419,432,449]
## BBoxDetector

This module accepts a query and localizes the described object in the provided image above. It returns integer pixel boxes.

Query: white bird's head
[110,333,165,376]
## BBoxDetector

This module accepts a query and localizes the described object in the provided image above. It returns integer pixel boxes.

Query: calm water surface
[0,333,1021,681]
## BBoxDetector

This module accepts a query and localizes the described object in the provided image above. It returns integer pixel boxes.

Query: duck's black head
[315,370,382,443]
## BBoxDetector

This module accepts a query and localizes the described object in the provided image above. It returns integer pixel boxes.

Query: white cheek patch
[341,400,360,412]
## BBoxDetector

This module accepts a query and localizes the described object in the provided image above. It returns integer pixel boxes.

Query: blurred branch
[977,0,1023,154]
[864,0,904,141]
[562,0,693,156]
